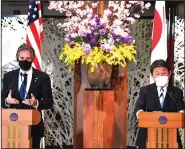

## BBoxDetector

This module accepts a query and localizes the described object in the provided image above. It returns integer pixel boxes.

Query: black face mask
[19,60,32,70]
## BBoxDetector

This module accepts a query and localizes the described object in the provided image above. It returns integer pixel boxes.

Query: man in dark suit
[1,43,53,148]
[135,59,185,149]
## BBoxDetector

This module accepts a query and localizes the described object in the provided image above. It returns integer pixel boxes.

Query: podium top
[2,109,41,125]
[139,112,184,128]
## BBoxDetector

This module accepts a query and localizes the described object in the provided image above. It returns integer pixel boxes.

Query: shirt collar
[157,84,168,91]
[19,67,33,76]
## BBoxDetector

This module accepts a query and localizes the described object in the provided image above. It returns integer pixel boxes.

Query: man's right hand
[136,109,144,119]
[6,90,19,104]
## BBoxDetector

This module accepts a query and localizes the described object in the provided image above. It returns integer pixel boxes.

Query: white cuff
[136,109,144,119]
[33,99,39,109]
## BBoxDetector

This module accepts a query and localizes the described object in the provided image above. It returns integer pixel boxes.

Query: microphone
[145,99,151,112]
[166,91,179,112]
[20,72,31,109]
[2,72,16,108]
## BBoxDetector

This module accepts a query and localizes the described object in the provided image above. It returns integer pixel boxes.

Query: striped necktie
[159,88,164,108]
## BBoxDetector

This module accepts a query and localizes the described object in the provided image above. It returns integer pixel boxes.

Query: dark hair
[16,43,35,61]
[150,59,170,74]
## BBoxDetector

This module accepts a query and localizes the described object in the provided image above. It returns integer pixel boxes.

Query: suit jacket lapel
[162,85,173,110]
[11,69,21,100]
[27,68,37,99]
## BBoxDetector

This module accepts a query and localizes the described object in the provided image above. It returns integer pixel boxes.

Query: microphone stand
[3,72,16,109]
[166,91,179,112]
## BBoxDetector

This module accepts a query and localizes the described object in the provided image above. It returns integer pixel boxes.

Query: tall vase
[85,63,112,89]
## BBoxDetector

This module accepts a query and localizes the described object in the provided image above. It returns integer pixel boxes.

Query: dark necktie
[20,73,28,100]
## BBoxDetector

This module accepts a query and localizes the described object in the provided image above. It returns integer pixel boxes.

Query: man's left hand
[179,110,185,113]
[22,93,37,106]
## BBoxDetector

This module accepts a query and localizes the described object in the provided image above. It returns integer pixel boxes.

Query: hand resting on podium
[136,109,144,119]
[179,110,185,113]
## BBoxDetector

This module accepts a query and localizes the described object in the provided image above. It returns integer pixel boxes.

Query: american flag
[26,0,43,70]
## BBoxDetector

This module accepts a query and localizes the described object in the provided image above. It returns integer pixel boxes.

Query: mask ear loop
[16,53,19,61]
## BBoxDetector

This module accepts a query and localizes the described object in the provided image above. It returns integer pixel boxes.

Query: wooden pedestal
[83,90,114,148]
[74,65,128,148]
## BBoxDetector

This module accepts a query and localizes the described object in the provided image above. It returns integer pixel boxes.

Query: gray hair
[16,43,35,61]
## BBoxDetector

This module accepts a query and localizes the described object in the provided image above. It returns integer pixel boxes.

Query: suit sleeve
[134,87,147,115]
[1,73,9,108]
[37,74,53,110]
[177,89,185,111]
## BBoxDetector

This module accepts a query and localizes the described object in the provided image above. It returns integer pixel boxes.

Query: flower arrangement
[48,1,151,71]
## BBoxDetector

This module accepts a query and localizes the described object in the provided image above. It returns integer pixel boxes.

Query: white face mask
[154,76,169,87]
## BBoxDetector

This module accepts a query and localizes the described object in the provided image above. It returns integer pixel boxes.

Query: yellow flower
[59,43,84,71]
[60,43,136,72]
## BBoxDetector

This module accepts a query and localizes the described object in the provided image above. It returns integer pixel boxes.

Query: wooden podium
[2,109,41,148]
[139,112,184,148]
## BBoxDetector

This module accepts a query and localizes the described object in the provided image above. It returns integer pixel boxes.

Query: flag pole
[167,6,176,85]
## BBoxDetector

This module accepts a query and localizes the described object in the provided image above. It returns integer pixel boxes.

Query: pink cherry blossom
[66,11,72,17]
[91,2,99,8]
[48,1,151,48]
[145,2,151,9]
[104,9,112,17]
